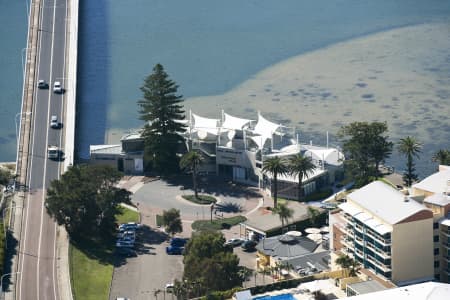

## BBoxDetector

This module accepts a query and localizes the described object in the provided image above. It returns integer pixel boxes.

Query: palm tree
[307,206,320,226]
[287,154,316,201]
[272,202,294,231]
[262,156,289,208]
[180,150,204,198]
[397,136,422,186]
[335,254,360,277]
[432,149,450,166]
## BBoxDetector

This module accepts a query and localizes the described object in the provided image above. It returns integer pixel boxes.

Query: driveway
[132,176,261,220]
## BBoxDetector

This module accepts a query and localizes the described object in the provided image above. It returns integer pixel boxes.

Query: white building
[182,110,344,199]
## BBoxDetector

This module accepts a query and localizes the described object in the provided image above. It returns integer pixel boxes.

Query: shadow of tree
[2,232,18,292]
[215,202,243,213]
[162,175,261,199]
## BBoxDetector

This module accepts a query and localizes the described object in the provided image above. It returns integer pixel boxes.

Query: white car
[50,115,58,128]
[53,81,63,93]
[116,240,134,248]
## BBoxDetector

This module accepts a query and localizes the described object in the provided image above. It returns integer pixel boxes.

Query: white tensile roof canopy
[249,113,282,149]
[192,113,219,130]
[221,113,253,130]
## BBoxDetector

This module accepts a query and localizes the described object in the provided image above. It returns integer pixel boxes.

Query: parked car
[166,237,188,255]
[165,283,174,293]
[119,222,140,231]
[241,240,257,251]
[116,240,134,248]
[38,79,48,89]
[117,230,135,239]
[225,238,244,247]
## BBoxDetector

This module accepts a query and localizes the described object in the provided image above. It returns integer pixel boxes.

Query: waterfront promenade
[6,0,79,299]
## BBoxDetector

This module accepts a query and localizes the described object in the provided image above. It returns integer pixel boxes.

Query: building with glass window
[330,165,450,285]
[330,181,435,286]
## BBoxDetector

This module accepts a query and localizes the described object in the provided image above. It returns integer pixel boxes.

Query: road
[16,0,69,299]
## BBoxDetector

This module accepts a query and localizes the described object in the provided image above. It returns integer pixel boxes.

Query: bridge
[8,0,79,299]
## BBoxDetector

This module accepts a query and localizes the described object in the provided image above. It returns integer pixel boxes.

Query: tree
[272,202,294,231]
[307,206,320,227]
[287,154,316,201]
[183,231,243,294]
[45,165,131,237]
[338,122,393,186]
[432,149,450,166]
[162,208,183,236]
[137,63,187,174]
[335,254,360,277]
[262,156,289,208]
[0,167,12,186]
[180,150,204,198]
[398,136,422,186]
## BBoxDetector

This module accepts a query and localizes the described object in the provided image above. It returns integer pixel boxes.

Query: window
[433,222,439,229]
[434,235,439,242]
[434,261,440,268]
[434,248,439,255]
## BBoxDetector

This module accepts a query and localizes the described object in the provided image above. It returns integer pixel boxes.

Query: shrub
[182,195,217,204]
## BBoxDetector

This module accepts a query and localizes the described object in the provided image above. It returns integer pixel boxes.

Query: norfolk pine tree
[138,64,186,174]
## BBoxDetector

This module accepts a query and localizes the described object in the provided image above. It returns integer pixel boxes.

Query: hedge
[182,195,217,204]
[192,216,247,231]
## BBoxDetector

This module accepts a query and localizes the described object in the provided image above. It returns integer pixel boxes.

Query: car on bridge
[47,145,64,160]
[53,81,63,93]
[50,115,59,129]
[38,79,49,89]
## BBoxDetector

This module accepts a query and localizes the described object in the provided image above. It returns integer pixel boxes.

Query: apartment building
[330,181,434,286]
[410,165,450,283]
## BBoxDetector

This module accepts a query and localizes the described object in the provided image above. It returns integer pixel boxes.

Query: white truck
[47,145,61,160]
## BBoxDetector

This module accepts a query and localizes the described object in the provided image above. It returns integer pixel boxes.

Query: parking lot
[109,226,185,300]
[110,177,266,299]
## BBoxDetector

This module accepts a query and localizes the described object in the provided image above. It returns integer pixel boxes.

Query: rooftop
[339,282,450,300]
[284,251,330,273]
[347,280,388,295]
[243,202,310,234]
[347,181,432,224]
[413,168,450,194]
[423,193,450,207]
[256,235,318,259]
[90,145,122,155]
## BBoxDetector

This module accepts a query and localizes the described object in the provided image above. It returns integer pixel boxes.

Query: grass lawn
[115,205,140,224]
[192,215,246,231]
[70,239,114,300]
[70,205,139,300]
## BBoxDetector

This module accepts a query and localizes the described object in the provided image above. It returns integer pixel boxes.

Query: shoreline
[104,22,450,177]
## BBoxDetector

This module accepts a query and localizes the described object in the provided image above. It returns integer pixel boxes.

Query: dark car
[38,79,49,89]
[241,240,257,251]
[166,237,188,255]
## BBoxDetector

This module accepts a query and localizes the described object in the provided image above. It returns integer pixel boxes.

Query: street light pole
[0,272,21,298]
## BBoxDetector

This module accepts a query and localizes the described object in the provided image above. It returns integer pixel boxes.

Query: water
[0,1,28,162]
[1,0,450,177]
[253,293,296,300]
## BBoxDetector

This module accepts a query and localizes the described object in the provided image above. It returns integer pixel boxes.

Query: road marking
[52,0,69,298]
[18,0,47,299]
[37,0,58,299]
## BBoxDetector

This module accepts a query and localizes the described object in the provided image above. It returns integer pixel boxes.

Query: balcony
[442,242,450,249]
[355,236,364,246]
[355,248,364,258]
[354,224,364,234]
